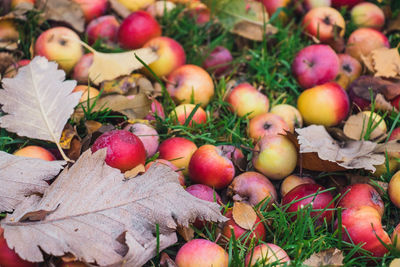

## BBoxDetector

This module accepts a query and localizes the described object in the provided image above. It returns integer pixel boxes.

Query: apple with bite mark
[143,36,186,77]
[166,64,215,107]
[351,2,385,30]
[226,83,269,119]
[248,113,290,141]
[335,54,362,89]
[124,123,159,158]
[146,159,185,186]
[280,175,315,197]
[86,15,120,45]
[270,104,303,133]
[252,135,297,180]
[202,46,233,77]
[245,243,290,266]
[158,137,197,175]
[13,145,55,161]
[91,130,146,172]
[34,27,83,73]
[171,104,207,126]
[292,44,340,89]
[297,82,350,126]
[189,144,235,189]
[71,0,108,22]
[72,53,93,84]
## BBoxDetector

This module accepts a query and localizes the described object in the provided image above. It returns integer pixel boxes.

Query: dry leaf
[296,125,386,172]
[176,225,194,241]
[0,52,16,74]
[303,248,344,267]
[60,124,78,150]
[108,0,131,18]
[35,0,85,32]
[0,56,82,161]
[232,202,257,230]
[343,112,386,141]
[387,15,400,33]
[0,151,64,212]
[371,47,400,78]
[65,138,82,162]
[375,93,398,112]
[1,149,226,266]
[84,120,102,135]
[360,54,375,73]
[0,2,34,21]
[124,164,146,179]
[349,76,400,102]
[100,74,155,96]
[160,252,178,267]
[390,258,400,267]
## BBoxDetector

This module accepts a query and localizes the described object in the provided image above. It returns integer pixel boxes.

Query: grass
[1,1,400,266]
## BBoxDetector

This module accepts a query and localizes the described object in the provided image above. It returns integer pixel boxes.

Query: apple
[351,2,385,30]
[143,36,186,77]
[124,123,159,158]
[389,171,400,208]
[0,19,19,47]
[146,1,176,17]
[388,127,400,158]
[227,172,277,208]
[282,183,334,224]
[297,82,350,126]
[4,59,31,78]
[187,2,210,25]
[0,228,37,267]
[158,137,197,175]
[346,28,390,62]
[332,0,364,8]
[252,135,297,180]
[347,79,371,110]
[335,54,362,89]
[292,44,340,89]
[202,46,233,76]
[338,206,391,257]
[261,0,290,19]
[217,145,246,171]
[226,83,269,119]
[34,27,83,73]
[391,223,400,251]
[221,209,266,245]
[175,239,229,267]
[116,0,155,12]
[171,104,207,126]
[91,130,146,172]
[146,159,185,186]
[72,53,93,84]
[144,99,166,120]
[296,0,331,13]
[302,7,345,42]
[11,0,35,8]
[189,144,235,189]
[392,95,400,110]
[71,0,108,22]
[166,64,214,107]
[270,104,303,133]
[245,243,290,266]
[338,184,384,217]
[86,15,120,45]
[72,85,100,103]
[280,175,315,197]
[13,145,55,161]
[118,11,161,50]
[373,158,399,178]
[248,113,290,141]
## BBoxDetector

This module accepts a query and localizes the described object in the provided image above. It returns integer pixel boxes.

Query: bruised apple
[388,127,400,158]
[391,223,400,251]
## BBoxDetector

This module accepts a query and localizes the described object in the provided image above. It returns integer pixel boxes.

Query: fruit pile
[0,0,400,266]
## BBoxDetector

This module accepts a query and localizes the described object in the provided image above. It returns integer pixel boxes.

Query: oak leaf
[0,151,64,212]
[1,149,226,266]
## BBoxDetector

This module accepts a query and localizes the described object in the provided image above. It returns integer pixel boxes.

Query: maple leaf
[1,149,226,266]
[0,151,64,212]
[0,56,82,161]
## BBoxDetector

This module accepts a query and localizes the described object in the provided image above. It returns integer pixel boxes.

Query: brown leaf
[0,52,16,74]
[349,76,400,101]
[296,125,386,172]
[124,164,146,179]
[109,0,131,18]
[371,47,400,78]
[65,138,82,162]
[0,149,226,266]
[303,248,344,267]
[160,252,178,267]
[387,15,400,33]
[60,124,78,150]
[100,74,155,96]
[84,120,102,135]
[360,54,375,73]
[232,202,257,230]
[343,112,386,141]
[0,2,34,21]
[35,0,85,32]
[0,0,11,16]
[389,258,400,267]
[375,93,398,112]
[176,225,194,241]
[0,151,64,212]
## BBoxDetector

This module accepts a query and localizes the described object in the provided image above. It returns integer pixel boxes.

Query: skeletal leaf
[0,151,64,212]
[1,149,226,266]
[0,56,82,161]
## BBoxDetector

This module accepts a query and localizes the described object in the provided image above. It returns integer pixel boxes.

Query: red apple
[171,104,207,126]
[91,130,146,172]
[158,137,197,175]
[388,127,400,158]
[338,184,384,217]
[297,82,350,126]
[227,172,277,208]
[13,145,55,161]
[261,0,290,19]
[124,123,159,158]
[187,2,210,25]
[226,83,269,119]
[34,27,83,73]
[392,223,400,251]
[71,0,108,22]
[86,15,120,45]
[332,0,364,8]
[292,44,340,89]
[245,243,290,266]
[202,46,233,76]
[175,239,229,267]
[248,113,290,141]
[145,159,185,186]
[72,53,93,84]
[282,183,334,224]
[11,0,35,8]
[144,99,166,120]
[118,11,161,50]
[166,64,215,107]
[143,36,186,77]
[351,2,385,30]
[188,144,235,189]
[335,54,362,89]
[280,175,315,197]
[302,7,345,42]
[346,28,390,62]
[0,228,37,267]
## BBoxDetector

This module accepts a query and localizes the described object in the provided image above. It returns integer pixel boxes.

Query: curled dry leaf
[100,74,155,96]
[1,149,226,266]
[160,252,178,267]
[296,125,387,172]
[343,112,387,141]
[0,151,64,212]
[349,76,400,101]
[124,164,146,179]
[60,124,79,150]
[0,52,16,74]
[0,56,82,161]
[232,202,257,230]
[303,248,344,267]
[84,120,102,135]
[176,225,194,242]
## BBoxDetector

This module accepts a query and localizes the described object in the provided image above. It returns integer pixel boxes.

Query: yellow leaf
[124,164,146,179]
[232,202,257,230]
